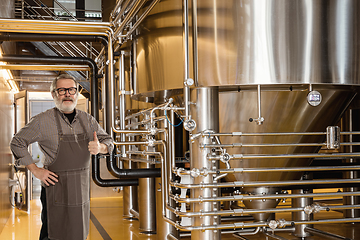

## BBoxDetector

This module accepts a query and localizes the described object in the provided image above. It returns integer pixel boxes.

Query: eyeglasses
[55,87,77,96]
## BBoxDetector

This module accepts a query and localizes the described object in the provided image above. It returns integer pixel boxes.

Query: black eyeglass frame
[55,87,78,96]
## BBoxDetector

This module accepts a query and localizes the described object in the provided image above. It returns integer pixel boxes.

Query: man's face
[52,78,78,113]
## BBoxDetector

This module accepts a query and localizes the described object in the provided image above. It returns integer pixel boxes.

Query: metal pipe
[197,131,360,137]
[106,156,161,179]
[105,31,114,136]
[92,155,138,187]
[167,233,180,240]
[126,116,166,129]
[112,0,133,26]
[0,55,99,120]
[113,0,146,38]
[0,64,90,71]
[125,102,174,120]
[192,0,198,86]
[112,128,150,134]
[170,192,360,203]
[208,152,360,160]
[201,143,360,148]
[304,227,352,240]
[170,178,360,189]
[190,87,220,240]
[129,208,139,219]
[174,165,360,176]
[0,32,108,44]
[117,51,127,163]
[110,0,126,19]
[204,143,326,148]
[113,141,148,146]
[183,0,191,121]
[54,0,77,20]
[124,0,160,40]
[166,204,360,218]
[164,216,360,232]
[263,231,288,240]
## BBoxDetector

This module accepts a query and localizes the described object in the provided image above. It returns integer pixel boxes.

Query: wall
[0,68,14,233]
[0,0,15,234]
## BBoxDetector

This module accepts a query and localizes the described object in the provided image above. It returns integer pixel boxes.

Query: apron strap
[54,107,89,139]
[54,107,63,135]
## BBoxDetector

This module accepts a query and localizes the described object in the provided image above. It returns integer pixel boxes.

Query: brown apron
[45,109,90,240]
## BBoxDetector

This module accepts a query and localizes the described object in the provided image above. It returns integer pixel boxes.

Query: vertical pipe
[183,0,191,121]
[123,160,138,218]
[131,41,137,95]
[139,115,156,233]
[139,162,156,233]
[106,32,114,134]
[342,109,360,219]
[123,116,139,218]
[257,85,261,120]
[156,115,179,239]
[119,51,126,156]
[192,0,198,86]
[292,188,313,237]
[190,87,220,240]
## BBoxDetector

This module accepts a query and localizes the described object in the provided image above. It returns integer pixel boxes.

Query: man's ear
[51,91,55,99]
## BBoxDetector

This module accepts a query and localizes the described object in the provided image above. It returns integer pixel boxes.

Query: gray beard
[54,96,78,113]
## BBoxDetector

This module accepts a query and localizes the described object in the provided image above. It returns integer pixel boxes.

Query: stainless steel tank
[132,0,360,222]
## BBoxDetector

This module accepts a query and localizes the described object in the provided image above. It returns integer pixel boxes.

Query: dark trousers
[40,187,49,240]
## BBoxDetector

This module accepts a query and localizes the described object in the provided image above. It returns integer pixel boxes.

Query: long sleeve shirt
[10,107,114,166]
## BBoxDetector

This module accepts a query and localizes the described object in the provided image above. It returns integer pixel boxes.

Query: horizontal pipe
[170,192,360,203]
[173,165,360,176]
[304,227,351,240]
[119,156,160,164]
[0,32,108,45]
[170,178,360,189]
[114,141,148,146]
[112,128,150,134]
[200,131,360,137]
[164,216,360,231]
[167,204,360,217]
[125,116,166,129]
[106,155,161,179]
[203,143,326,148]
[0,54,99,121]
[202,142,360,148]
[92,155,138,187]
[208,152,360,160]
[0,64,90,71]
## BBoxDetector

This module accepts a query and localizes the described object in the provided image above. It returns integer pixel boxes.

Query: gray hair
[50,74,79,93]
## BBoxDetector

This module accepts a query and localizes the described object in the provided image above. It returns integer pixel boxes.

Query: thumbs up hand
[88,131,101,155]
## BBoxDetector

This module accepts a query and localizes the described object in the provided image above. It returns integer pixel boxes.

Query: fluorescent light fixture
[0,47,19,93]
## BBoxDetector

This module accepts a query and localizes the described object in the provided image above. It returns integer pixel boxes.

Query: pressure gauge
[307,90,322,107]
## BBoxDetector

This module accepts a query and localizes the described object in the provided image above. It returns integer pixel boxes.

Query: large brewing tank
[131,0,360,219]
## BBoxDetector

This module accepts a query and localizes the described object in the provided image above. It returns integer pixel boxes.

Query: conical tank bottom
[242,187,281,221]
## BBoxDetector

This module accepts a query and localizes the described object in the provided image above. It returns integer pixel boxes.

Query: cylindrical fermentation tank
[129,0,360,225]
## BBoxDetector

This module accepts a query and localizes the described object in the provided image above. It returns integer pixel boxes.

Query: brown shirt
[10,107,114,166]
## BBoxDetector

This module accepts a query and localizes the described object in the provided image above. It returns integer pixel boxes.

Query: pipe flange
[268,220,278,230]
[190,168,200,178]
[220,153,231,162]
[184,119,196,132]
[304,205,313,215]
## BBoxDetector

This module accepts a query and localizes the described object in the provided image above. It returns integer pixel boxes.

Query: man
[10,74,114,240]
